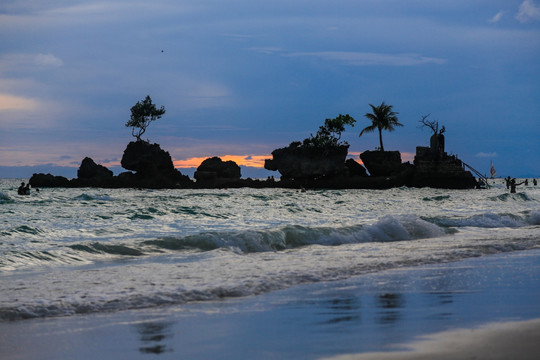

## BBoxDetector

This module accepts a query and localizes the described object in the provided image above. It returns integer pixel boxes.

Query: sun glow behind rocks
[174,155,270,169]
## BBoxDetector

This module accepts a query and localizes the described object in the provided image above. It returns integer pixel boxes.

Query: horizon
[1,1,539,179]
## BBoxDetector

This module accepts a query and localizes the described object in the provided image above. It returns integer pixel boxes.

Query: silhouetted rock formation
[30,128,478,190]
[411,133,477,189]
[120,141,192,188]
[412,152,476,188]
[360,150,406,177]
[264,143,349,180]
[71,157,115,187]
[344,159,369,177]
[121,141,175,175]
[29,173,70,188]
[77,157,113,179]
[194,157,241,186]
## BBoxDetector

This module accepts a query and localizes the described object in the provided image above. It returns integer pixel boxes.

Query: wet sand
[1,249,539,360]
[321,318,540,360]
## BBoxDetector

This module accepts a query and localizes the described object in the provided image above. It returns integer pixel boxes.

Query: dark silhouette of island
[29,98,479,190]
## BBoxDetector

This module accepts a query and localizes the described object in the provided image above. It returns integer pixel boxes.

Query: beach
[1,249,539,360]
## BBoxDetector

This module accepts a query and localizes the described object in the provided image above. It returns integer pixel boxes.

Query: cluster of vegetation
[292,101,403,151]
[295,114,357,149]
[126,96,406,152]
[125,95,165,142]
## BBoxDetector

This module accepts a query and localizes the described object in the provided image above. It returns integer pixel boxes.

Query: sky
[1,0,539,179]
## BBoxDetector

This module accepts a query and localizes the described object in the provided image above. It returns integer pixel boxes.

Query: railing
[462,161,490,188]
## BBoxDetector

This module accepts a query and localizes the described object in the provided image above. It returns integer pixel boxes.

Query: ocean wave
[2,225,43,236]
[143,215,446,254]
[2,243,538,322]
[0,249,89,271]
[526,210,540,225]
[422,195,451,202]
[425,212,537,228]
[0,191,14,204]
[489,193,535,202]
[72,193,114,202]
[69,243,144,256]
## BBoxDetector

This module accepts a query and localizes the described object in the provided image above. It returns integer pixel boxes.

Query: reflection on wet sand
[135,321,174,354]
[319,297,362,325]
[376,293,405,324]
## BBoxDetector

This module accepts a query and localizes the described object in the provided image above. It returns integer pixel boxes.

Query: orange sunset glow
[172,152,415,169]
[174,155,271,169]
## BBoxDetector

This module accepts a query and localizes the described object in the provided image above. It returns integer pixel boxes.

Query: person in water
[510,178,525,193]
[505,176,511,189]
[17,182,31,195]
[17,182,26,195]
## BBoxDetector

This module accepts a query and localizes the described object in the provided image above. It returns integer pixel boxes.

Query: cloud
[489,11,504,23]
[476,152,498,158]
[0,93,39,111]
[250,47,285,55]
[0,53,63,73]
[516,0,540,23]
[285,51,446,66]
[34,53,63,67]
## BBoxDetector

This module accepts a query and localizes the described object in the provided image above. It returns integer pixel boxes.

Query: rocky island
[29,98,480,190]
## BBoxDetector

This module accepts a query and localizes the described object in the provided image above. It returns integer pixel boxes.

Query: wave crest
[143,215,446,254]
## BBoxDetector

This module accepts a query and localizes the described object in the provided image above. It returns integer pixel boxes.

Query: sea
[1,178,539,323]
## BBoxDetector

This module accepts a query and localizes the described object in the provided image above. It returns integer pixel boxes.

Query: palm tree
[359,102,402,151]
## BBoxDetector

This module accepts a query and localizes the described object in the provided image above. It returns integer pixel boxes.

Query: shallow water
[1,178,539,321]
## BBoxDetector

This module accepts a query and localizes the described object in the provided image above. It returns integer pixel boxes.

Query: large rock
[29,173,71,187]
[411,146,477,189]
[194,157,241,184]
[264,143,349,180]
[77,157,113,179]
[345,159,369,177]
[360,150,404,177]
[118,141,193,188]
[121,141,175,175]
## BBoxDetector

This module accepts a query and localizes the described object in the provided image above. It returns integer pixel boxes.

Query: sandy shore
[321,318,540,360]
[1,249,539,359]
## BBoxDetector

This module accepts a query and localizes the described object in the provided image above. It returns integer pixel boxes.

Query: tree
[125,95,166,142]
[304,114,356,148]
[359,102,402,151]
[419,113,445,135]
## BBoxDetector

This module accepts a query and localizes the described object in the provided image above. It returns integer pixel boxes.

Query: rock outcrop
[411,133,477,189]
[77,157,113,179]
[29,173,71,188]
[412,147,477,189]
[359,150,406,177]
[121,141,175,175]
[264,143,349,180]
[344,159,369,177]
[194,157,241,186]
[71,157,115,187]
[120,141,192,188]
[29,128,479,190]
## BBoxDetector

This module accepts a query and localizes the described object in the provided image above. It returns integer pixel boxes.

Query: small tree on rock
[304,114,356,148]
[125,95,165,142]
[418,113,445,135]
